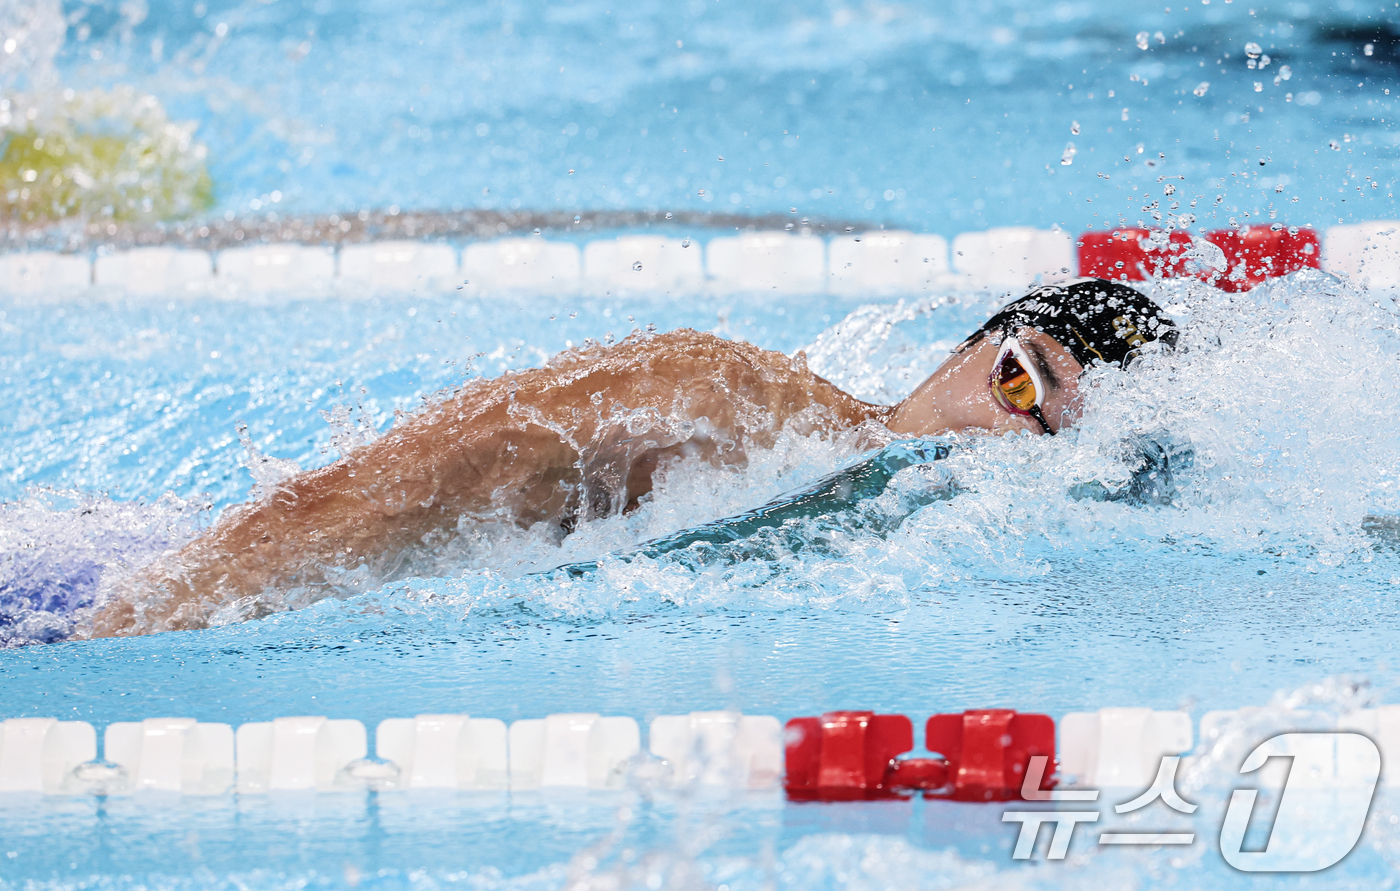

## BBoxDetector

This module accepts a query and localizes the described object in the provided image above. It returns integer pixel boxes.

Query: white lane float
[507,712,639,790]
[339,240,459,291]
[374,713,509,790]
[104,717,235,795]
[648,711,783,789]
[218,244,336,290]
[0,717,97,794]
[234,716,367,793]
[94,246,214,295]
[583,235,705,292]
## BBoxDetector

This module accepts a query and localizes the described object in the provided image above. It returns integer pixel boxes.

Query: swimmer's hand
[82,563,211,638]
[1067,434,1194,505]
[545,438,958,577]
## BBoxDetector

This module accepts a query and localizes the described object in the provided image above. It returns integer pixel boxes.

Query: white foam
[1338,705,1400,785]
[338,240,458,291]
[94,247,214,295]
[705,232,825,293]
[1199,711,1379,790]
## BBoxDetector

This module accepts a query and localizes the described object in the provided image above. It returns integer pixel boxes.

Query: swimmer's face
[887,327,1085,437]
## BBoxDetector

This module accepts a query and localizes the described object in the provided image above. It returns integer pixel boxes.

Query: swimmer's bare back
[89,329,884,637]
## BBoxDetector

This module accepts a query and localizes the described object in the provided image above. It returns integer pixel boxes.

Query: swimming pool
[5,0,1400,888]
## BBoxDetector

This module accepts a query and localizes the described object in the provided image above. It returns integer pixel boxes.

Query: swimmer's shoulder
[629,327,789,367]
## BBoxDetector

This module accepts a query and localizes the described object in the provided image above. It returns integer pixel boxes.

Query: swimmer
[87,278,1176,638]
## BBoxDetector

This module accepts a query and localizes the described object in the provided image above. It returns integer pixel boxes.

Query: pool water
[7,0,1399,235]
[5,272,1400,888]
[6,0,1400,888]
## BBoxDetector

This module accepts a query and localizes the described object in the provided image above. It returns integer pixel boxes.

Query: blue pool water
[6,0,1400,888]
[6,275,1400,888]
[11,0,1399,234]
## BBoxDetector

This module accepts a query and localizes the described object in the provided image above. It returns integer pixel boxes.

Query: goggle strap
[1028,405,1055,436]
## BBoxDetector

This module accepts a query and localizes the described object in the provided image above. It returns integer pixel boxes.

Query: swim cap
[973,278,1178,369]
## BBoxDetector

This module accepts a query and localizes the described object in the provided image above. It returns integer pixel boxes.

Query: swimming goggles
[989,334,1055,435]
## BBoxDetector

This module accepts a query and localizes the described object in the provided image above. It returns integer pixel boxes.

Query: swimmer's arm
[549,439,955,576]
[89,396,569,636]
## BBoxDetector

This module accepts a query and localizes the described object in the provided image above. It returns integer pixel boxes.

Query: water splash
[0,489,200,646]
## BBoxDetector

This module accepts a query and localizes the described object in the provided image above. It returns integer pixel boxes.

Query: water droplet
[1365,43,1375,56]
[1193,82,1210,97]
[1060,142,1077,166]
[1244,42,1262,59]
[717,155,724,161]
[681,238,691,248]
[1136,31,1150,50]
[664,212,673,219]
[1329,139,1341,151]
[632,261,643,271]
[1164,183,1176,196]
[1254,81,1263,92]
[1279,65,1291,81]
[1071,120,1080,135]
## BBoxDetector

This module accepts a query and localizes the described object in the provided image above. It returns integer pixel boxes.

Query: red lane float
[1206,225,1321,292]
[1077,228,1193,281]
[783,711,922,800]
[925,709,1056,802]
[783,708,1054,802]
[1076,225,1320,292]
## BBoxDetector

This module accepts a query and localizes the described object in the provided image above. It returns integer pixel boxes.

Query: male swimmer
[89,278,1176,638]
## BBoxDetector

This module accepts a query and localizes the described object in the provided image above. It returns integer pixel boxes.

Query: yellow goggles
[989,336,1054,435]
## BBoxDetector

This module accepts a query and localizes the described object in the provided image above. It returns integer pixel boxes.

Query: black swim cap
[973,278,1178,370]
